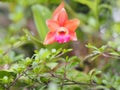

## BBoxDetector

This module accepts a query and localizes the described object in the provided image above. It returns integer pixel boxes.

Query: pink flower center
[55,27,70,43]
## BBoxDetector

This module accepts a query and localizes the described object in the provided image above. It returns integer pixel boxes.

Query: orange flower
[44,2,80,45]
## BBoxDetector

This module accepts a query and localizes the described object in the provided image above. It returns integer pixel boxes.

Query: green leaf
[46,62,58,69]
[74,0,100,17]
[86,43,98,50]
[89,69,101,77]
[25,30,45,48]
[67,70,89,82]
[38,48,51,59]
[109,52,120,56]
[74,0,95,12]
[38,86,47,90]
[67,56,80,62]
[0,70,16,79]
[32,4,51,41]
[0,0,15,2]
[99,4,112,12]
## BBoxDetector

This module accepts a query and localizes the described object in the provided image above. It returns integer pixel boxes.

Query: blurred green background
[0,0,120,90]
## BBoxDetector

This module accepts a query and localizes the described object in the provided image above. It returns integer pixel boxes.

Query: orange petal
[57,8,68,26]
[44,32,56,45]
[70,32,77,41]
[65,19,80,32]
[46,20,59,32]
[53,1,64,18]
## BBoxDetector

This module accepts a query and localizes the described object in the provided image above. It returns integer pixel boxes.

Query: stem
[51,74,92,87]
[6,67,31,90]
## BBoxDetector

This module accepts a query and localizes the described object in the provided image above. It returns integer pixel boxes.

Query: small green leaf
[24,57,32,66]
[110,52,120,56]
[46,62,58,70]
[67,56,80,62]
[38,85,47,90]
[12,64,25,73]
[89,69,102,77]
[86,43,98,50]
[0,70,16,79]
[25,30,45,48]
[2,76,9,83]
[89,69,96,76]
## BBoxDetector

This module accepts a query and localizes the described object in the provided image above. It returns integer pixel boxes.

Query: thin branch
[6,67,31,90]
[24,72,42,85]
[102,53,120,59]
[6,59,47,89]
[54,52,65,58]
[65,78,92,86]
[51,73,92,86]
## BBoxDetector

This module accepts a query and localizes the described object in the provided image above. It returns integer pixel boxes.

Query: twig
[51,74,92,86]
[65,78,92,86]
[24,72,42,85]
[6,67,31,90]
[54,52,65,58]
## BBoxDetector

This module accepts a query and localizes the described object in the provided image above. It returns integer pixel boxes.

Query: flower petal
[46,20,59,32]
[57,8,68,26]
[44,32,56,45]
[65,19,80,32]
[53,1,64,18]
[70,32,77,41]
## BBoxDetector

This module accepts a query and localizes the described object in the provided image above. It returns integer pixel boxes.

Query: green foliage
[0,47,120,89]
[32,5,51,41]
[74,0,100,14]
[0,0,120,90]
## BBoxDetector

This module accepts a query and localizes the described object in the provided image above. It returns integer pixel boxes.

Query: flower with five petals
[44,2,80,45]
